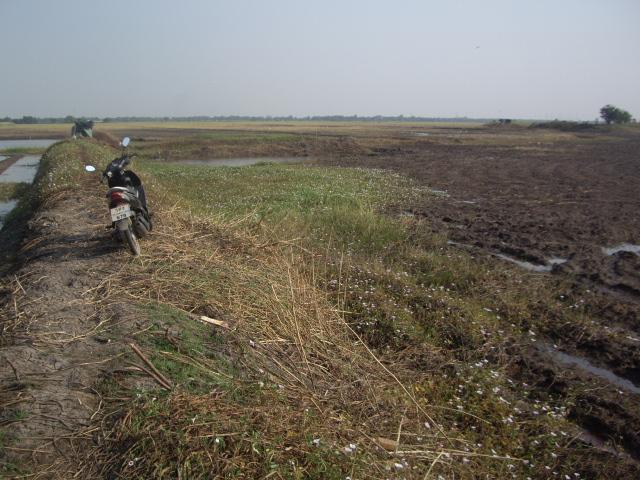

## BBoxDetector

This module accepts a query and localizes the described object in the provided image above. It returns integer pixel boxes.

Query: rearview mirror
[85,165,96,172]
[121,137,130,147]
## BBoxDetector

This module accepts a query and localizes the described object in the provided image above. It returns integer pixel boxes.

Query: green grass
[0,413,30,476]
[141,161,421,253]
[192,131,301,142]
[3,139,112,219]
[105,389,364,480]
[137,302,236,393]
[0,182,29,202]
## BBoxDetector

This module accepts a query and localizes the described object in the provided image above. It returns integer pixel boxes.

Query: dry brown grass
[57,192,503,479]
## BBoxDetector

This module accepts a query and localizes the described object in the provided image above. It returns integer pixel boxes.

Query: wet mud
[508,342,640,460]
[176,156,313,167]
[320,126,640,460]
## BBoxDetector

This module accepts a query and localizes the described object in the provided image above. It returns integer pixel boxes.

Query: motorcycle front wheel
[123,228,141,256]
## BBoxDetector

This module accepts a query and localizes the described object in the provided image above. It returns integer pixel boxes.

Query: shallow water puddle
[0,138,57,149]
[0,155,41,183]
[0,139,53,227]
[541,343,640,394]
[446,242,569,273]
[548,257,568,266]
[601,244,640,256]
[447,240,471,248]
[493,253,567,273]
[177,157,312,167]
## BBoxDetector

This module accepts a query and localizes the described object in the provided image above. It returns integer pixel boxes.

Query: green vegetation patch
[192,131,301,143]
[141,161,422,253]
[1,138,114,225]
[104,390,361,480]
[0,182,29,202]
[34,139,115,197]
[137,302,237,393]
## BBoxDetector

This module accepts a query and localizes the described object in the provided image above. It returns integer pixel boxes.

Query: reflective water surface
[602,244,640,256]
[0,139,57,149]
[541,343,640,394]
[0,155,41,183]
[493,253,567,273]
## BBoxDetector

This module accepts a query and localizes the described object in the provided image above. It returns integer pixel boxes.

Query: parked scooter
[85,137,152,255]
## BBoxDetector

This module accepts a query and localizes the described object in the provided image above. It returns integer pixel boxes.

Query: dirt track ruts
[318,127,640,458]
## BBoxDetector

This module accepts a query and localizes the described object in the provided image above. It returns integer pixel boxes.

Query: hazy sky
[2,0,639,119]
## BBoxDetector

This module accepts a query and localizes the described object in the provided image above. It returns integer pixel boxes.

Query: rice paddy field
[0,121,639,478]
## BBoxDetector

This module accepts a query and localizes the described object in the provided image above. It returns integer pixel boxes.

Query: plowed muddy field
[2,122,638,477]
[320,124,640,459]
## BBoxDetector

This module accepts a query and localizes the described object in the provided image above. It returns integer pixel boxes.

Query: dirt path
[0,169,139,474]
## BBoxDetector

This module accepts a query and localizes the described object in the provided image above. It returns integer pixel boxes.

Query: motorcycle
[85,137,152,255]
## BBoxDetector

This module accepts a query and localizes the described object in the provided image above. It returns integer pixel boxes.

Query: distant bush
[600,104,633,124]
[486,118,522,128]
[529,120,595,131]
[13,115,39,124]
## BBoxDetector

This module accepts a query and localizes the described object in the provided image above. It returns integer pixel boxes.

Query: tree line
[2,115,490,124]
[1,106,634,125]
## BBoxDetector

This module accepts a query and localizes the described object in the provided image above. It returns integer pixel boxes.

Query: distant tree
[600,105,633,124]
[14,115,38,124]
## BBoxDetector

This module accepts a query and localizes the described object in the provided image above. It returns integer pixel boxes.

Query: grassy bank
[0,183,29,202]
[142,161,419,251]
[0,140,114,272]
[73,153,634,478]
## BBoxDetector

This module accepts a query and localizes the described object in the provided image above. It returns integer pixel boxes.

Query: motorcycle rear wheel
[124,228,141,256]
[133,215,150,238]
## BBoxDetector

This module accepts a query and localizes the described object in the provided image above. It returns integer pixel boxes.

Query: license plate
[110,204,132,222]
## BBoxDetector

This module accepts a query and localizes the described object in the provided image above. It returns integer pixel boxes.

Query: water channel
[0,139,58,149]
[0,139,57,229]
